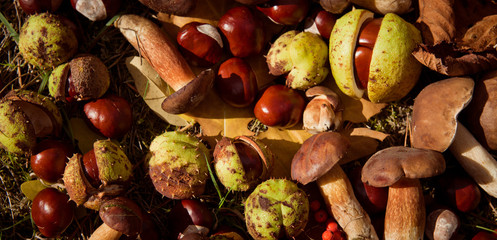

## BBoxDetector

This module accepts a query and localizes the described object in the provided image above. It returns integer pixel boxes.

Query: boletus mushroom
[410,77,497,198]
[291,132,378,239]
[361,146,446,240]
[114,14,214,114]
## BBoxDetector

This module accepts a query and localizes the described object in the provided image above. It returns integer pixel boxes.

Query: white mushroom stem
[114,14,195,91]
[449,122,497,198]
[317,165,379,240]
[88,223,122,240]
[384,178,425,240]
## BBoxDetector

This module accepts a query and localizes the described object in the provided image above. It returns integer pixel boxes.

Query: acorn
[213,136,273,191]
[0,90,61,155]
[63,139,132,210]
[19,12,78,69]
[245,179,309,239]
[147,131,210,199]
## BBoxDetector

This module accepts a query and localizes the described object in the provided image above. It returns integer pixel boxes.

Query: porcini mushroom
[88,197,142,240]
[410,77,497,197]
[302,86,343,133]
[291,132,378,239]
[361,146,446,240]
[114,14,214,114]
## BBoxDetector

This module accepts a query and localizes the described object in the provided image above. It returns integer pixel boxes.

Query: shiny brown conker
[349,166,388,214]
[83,94,132,139]
[177,22,223,67]
[19,0,63,15]
[216,57,258,108]
[30,139,74,183]
[354,18,382,90]
[256,0,310,26]
[31,188,75,237]
[168,199,214,239]
[253,84,306,128]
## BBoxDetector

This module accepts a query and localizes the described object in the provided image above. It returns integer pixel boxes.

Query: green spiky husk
[0,100,36,155]
[245,179,309,240]
[93,139,133,185]
[148,131,210,199]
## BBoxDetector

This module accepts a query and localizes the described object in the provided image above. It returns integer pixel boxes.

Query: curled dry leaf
[126,56,193,126]
[415,0,497,76]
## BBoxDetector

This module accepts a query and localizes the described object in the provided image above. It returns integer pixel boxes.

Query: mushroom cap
[465,72,497,151]
[410,77,474,152]
[99,197,143,236]
[361,146,445,187]
[161,68,215,114]
[291,132,350,185]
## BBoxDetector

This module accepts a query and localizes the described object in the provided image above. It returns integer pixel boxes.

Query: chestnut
[30,139,74,183]
[168,199,214,239]
[70,0,121,21]
[216,57,258,108]
[437,172,481,213]
[256,0,310,26]
[83,94,133,139]
[177,22,223,67]
[472,230,497,240]
[349,166,388,214]
[353,18,381,90]
[218,6,265,58]
[31,188,75,237]
[19,0,63,15]
[304,9,337,39]
[253,84,306,128]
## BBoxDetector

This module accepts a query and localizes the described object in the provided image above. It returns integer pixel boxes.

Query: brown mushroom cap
[161,68,215,114]
[291,132,350,185]
[410,77,474,152]
[465,72,497,151]
[361,146,445,187]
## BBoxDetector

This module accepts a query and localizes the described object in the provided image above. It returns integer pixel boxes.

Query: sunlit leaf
[20,180,46,201]
[69,118,106,154]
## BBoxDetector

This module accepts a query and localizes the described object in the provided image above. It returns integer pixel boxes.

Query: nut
[71,0,121,21]
[83,94,133,139]
[245,179,309,239]
[19,13,78,69]
[0,90,62,155]
[63,139,133,210]
[329,9,422,103]
[267,31,329,90]
[49,54,110,102]
[213,136,273,191]
[147,131,210,199]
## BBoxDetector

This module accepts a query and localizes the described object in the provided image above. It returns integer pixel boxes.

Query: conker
[168,199,214,239]
[177,22,223,67]
[438,173,481,213]
[216,57,258,108]
[349,166,388,214]
[256,0,310,26]
[218,6,265,58]
[31,188,75,237]
[83,94,132,139]
[30,139,74,183]
[354,18,382,90]
[82,149,100,187]
[71,0,121,21]
[19,0,63,15]
[253,84,306,128]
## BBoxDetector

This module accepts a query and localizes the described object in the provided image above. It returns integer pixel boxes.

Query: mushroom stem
[114,14,195,91]
[317,165,378,240]
[449,122,497,198]
[88,223,122,240]
[384,178,425,240]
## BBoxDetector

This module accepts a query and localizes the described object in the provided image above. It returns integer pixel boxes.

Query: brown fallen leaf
[415,0,497,76]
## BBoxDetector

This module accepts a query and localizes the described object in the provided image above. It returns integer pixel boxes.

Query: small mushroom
[361,146,446,240]
[410,77,497,198]
[114,14,214,114]
[303,86,343,133]
[88,197,143,240]
[291,132,378,239]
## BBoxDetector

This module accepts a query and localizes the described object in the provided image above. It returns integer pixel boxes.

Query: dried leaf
[413,43,497,76]
[341,127,389,164]
[69,117,106,154]
[416,0,497,76]
[126,56,193,126]
[21,180,47,201]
